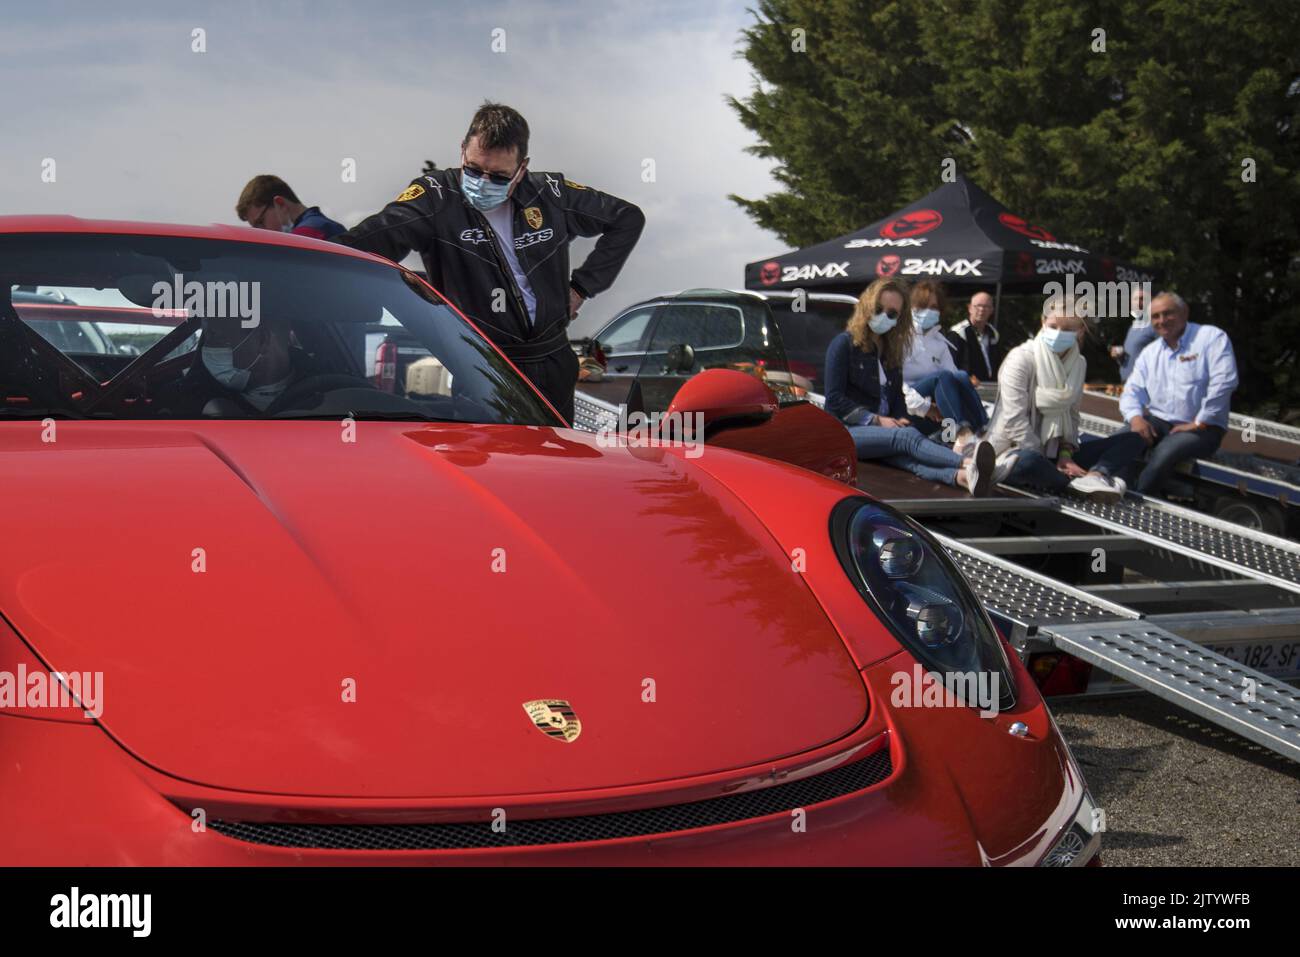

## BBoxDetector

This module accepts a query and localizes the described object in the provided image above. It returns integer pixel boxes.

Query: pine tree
[730,0,1300,417]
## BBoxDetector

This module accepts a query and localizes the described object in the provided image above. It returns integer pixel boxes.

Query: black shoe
[968,440,995,497]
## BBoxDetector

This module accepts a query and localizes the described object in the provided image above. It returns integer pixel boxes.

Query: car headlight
[831,497,1016,711]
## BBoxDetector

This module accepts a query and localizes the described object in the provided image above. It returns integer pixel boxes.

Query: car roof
[0,215,383,267]
[622,287,858,312]
[741,289,858,304]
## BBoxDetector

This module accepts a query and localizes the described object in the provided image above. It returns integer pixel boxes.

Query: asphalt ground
[1051,692,1300,866]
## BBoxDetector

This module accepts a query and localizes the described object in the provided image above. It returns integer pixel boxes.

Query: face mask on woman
[869,309,899,335]
[1039,327,1077,354]
[913,307,940,331]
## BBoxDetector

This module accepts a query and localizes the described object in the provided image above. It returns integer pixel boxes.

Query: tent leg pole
[993,281,1002,327]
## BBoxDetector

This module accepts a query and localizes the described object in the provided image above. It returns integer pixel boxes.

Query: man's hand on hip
[569,288,585,319]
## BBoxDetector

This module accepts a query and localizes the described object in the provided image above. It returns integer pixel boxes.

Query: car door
[637,299,749,412]
[581,304,658,406]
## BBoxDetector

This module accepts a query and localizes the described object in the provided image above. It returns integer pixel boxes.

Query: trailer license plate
[1206,640,1300,679]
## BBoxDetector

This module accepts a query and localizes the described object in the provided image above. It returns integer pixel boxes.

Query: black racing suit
[336,167,645,423]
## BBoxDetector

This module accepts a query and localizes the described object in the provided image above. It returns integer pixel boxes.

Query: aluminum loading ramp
[1047,621,1300,761]
[938,534,1300,762]
[1050,490,1300,595]
[574,390,622,433]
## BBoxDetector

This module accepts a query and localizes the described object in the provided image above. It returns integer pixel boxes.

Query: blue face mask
[461,167,515,211]
[913,307,940,331]
[1040,327,1077,354]
[868,311,898,335]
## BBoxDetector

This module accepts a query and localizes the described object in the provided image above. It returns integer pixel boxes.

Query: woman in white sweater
[984,298,1147,501]
[902,281,989,441]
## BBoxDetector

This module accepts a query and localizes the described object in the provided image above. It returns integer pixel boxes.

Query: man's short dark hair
[462,102,529,161]
[236,175,301,221]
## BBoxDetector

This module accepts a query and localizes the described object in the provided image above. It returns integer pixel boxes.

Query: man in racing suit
[335,103,645,423]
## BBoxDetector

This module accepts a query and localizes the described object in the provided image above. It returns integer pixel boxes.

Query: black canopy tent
[743,175,1158,322]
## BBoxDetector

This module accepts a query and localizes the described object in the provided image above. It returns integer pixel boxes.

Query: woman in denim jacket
[824,278,996,495]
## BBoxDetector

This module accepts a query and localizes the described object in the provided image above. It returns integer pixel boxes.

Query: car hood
[0,422,867,798]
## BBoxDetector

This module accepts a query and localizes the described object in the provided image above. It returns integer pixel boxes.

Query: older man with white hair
[1119,291,1239,495]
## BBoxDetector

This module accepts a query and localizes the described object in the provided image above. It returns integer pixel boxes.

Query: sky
[0,0,791,337]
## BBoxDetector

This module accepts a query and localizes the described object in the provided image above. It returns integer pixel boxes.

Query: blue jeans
[909,370,988,432]
[848,424,965,485]
[1122,415,1225,494]
[1007,431,1150,491]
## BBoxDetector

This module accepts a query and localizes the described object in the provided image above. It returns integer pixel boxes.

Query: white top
[901,325,961,416]
[483,204,538,326]
[984,340,1081,458]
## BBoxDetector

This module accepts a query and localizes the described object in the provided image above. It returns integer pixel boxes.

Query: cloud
[0,0,784,335]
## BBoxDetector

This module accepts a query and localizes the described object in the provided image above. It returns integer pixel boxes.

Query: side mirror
[667,368,777,434]
[665,342,695,374]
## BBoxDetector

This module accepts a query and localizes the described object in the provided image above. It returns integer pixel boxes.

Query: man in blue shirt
[1110,285,1159,382]
[1118,292,1239,495]
[235,175,346,240]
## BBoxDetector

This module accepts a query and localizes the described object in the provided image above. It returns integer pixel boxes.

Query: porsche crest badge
[523,206,543,230]
[523,699,581,743]
[395,183,425,202]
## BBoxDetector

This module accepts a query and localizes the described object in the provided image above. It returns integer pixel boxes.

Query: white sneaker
[992,450,1019,485]
[1069,473,1122,503]
[1108,476,1128,497]
[952,427,976,456]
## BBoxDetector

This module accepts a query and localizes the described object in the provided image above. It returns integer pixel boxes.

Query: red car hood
[0,422,867,798]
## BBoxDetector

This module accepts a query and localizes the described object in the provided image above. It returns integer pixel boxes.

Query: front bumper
[0,650,1092,866]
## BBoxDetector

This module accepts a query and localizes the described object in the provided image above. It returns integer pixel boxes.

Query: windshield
[0,233,559,425]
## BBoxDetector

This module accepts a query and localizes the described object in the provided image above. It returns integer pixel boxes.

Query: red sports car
[0,218,1098,865]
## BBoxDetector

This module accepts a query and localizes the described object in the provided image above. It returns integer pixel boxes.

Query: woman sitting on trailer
[824,277,1000,496]
[985,296,1148,502]
[901,280,990,445]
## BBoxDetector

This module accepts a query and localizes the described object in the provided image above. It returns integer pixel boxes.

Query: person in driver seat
[155,315,314,417]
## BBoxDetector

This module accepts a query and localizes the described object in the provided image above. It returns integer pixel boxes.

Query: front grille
[208,746,893,851]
